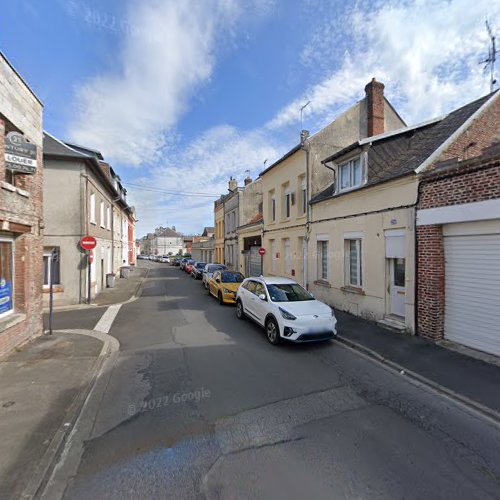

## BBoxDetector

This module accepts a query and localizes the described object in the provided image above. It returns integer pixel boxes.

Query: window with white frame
[106,206,111,230]
[345,239,362,287]
[284,238,291,274]
[317,239,328,280]
[0,239,14,317]
[283,184,291,218]
[300,176,306,215]
[271,240,276,273]
[89,192,96,224]
[269,191,276,222]
[339,157,362,191]
[43,247,61,287]
[100,201,105,228]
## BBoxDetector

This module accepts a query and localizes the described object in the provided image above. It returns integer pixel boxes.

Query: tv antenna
[481,20,498,93]
[300,101,311,130]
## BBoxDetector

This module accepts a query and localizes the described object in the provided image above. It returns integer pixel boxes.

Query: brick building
[416,144,500,355]
[0,52,44,357]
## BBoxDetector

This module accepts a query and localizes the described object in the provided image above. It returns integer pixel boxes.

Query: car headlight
[279,307,296,320]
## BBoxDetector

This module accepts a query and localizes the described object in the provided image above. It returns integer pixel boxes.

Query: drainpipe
[301,130,310,289]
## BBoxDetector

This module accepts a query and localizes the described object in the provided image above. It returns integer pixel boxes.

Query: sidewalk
[0,331,103,499]
[336,311,500,418]
[93,265,148,306]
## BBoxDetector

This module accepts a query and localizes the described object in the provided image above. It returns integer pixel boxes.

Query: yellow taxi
[207,270,245,305]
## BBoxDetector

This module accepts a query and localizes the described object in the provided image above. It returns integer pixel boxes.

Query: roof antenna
[263,159,268,167]
[300,101,311,131]
[481,19,499,93]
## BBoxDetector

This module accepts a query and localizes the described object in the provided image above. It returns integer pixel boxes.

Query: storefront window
[0,240,14,317]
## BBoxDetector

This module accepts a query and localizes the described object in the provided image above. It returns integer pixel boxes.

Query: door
[390,258,406,317]
[444,221,500,355]
[252,281,268,325]
[248,246,262,277]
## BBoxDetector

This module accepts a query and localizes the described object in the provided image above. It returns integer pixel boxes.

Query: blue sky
[1,0,498,236]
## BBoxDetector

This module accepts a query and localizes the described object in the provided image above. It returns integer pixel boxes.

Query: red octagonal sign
[80,236,97,251]
[258,247,266,256]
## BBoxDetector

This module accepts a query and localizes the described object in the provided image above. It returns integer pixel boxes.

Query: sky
[1,0,498,236]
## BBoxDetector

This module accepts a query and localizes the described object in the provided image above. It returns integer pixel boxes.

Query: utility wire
[123,182,219,198]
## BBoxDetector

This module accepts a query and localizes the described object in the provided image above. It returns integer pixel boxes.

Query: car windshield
[221,272,244,283]
[208,265,225,272]
[195,263,206,268]
[266,283,314,302]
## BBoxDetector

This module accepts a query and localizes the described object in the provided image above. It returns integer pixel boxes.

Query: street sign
[258,247,266,256]
[5,132,37,174]
[80,236,97,250]
[89,249,94,264]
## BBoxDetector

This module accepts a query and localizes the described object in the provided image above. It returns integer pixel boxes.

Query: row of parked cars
[176,257,338,346]
[138,254,172,263]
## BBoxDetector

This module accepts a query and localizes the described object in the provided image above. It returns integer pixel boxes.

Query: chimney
[365,78,385,137]
[172,226,176,231]
[244,176,252,186]
[300,129,310,145]
[228,177,238,192]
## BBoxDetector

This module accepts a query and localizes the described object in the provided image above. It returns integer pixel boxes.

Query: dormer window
[339,157,362,191]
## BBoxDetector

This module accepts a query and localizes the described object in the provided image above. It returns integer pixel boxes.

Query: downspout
[302,136,310,289]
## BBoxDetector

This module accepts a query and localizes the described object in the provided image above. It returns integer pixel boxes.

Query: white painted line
[93,304,122,333]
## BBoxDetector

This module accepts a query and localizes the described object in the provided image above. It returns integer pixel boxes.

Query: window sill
[341,286,365,295]
[0,313,27,334]
[43,285,64,293]
[90,221,96,225]
[296,214,306,220]
[314,279,331,288]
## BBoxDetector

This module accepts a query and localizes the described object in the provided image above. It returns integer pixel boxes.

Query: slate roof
[156,227,182,237]
[312,92,496,204]
[43,132,90,159]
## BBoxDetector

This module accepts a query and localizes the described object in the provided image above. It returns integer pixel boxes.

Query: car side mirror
[258,294,267,301]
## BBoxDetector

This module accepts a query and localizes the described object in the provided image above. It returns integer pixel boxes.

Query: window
[43,248,61,287]
[345,239,362,287]
[89,192,96,224]
[317,240,328,280]
[106,206,111,230]
[269,191,276,222]
[254,282,266,298]
[284,238,291,274]
[283,184,291,219]
[271,240,276,273]
[100,201,105,228]
[0,239,14,318]
[300,176,306,215]
[267,283,314,302]
[339,157,362,191]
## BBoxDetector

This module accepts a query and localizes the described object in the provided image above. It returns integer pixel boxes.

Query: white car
[235,276,337,345]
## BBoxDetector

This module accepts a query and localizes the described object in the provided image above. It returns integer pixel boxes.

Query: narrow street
[55,262,500,499]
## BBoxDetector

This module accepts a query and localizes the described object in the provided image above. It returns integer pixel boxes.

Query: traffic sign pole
[87,251,91,304]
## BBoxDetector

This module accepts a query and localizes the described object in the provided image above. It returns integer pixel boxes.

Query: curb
[20,329,120,500]
[336,335,500,428]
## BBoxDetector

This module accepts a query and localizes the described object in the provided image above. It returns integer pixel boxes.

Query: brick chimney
[228,177,238,192]
[244,176,252,186]
[365,78,385,137]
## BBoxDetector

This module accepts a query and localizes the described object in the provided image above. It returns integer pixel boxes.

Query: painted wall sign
[0,279,13,314]
[5,132,37,174]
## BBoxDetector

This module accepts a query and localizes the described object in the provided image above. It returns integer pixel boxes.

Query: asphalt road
[62,262,500,500]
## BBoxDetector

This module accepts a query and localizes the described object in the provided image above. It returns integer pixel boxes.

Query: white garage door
[444,220,500,356]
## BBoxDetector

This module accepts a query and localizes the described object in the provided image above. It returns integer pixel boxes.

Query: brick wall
[416,146,500,341]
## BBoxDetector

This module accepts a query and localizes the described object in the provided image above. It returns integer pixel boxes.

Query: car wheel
[265,317,280,345]
[236,300,245,320]
[218,292,224,305]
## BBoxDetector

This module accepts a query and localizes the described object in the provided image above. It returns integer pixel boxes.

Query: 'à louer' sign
[5,132,37,174]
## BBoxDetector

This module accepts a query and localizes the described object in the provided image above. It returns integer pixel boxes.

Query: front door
[390,258,405,317]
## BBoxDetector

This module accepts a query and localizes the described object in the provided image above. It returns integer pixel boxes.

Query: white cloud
[269,0,499,130]
[68,0,266,165]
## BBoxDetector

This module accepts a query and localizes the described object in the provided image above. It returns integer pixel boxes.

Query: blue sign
[0,279,13,314]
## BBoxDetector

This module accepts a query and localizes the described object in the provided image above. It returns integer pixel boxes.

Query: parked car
[171,257,181,266]
[207,270,245,305]
[235,276,337,345]
[179,258,189,270]
[202,264,226,289]
[184,260,195,274]
[191,262,207,279]
[159,255,170,263]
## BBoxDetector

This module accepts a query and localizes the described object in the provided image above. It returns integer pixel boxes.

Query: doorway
[390,258,405,317]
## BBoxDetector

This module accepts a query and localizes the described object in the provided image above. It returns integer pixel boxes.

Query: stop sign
[80,236,97,251]
[258,247,266,256]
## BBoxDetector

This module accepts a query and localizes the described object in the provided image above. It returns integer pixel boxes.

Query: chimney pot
[228,178,238,192]
[365,78,385,137]
[244,176,252,186]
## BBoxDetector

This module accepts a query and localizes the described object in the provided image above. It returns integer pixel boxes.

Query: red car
[184,260,195,274]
